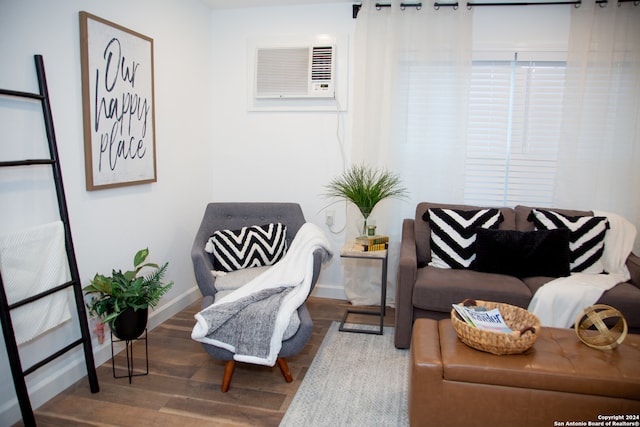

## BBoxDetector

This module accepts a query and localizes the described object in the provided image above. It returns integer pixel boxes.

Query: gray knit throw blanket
[197,286,294,361]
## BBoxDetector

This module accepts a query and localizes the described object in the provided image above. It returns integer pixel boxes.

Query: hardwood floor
[18,297,395,427]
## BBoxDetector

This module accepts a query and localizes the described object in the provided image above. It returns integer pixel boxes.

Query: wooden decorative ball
[574,304,627,350]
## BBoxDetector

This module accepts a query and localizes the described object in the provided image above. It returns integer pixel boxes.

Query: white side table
[339,242,388,335]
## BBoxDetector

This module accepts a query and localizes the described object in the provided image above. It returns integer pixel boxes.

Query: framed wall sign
[79,12,157,190]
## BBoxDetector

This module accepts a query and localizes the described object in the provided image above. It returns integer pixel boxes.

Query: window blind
[464,59,566,207]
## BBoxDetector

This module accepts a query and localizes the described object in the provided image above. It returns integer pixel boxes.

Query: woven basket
[451,299,541,355]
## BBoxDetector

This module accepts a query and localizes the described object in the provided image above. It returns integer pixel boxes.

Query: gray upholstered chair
[191,202,327,392]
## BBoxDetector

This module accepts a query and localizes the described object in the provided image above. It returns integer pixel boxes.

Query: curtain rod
[466,0,581,7]
[353,0,637,15]
[352,2,422,16]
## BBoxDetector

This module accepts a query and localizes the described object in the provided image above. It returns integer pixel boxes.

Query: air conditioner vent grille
[256,48,309,96]
[311,46,333,81]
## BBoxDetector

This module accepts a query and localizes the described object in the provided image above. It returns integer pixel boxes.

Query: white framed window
[464,54,566,207]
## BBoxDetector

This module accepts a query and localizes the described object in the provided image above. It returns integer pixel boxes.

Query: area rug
[279,322,410,427]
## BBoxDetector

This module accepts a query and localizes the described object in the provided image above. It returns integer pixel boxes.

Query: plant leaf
[324,164,408,218]
[134,248,149,268]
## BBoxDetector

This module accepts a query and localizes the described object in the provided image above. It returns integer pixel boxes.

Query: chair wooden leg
[221,360,235,392]
[276,357,293,383]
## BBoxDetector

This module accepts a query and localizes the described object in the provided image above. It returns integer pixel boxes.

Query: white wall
[209,3,357,299]
[0,0,213,424]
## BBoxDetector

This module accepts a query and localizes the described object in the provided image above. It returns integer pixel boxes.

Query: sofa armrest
[191,212,218,297]
[310,247,331,293]
[191,243,217,297]
[627,252,640,289]
[201,294,215,310]
[395,218,419,349]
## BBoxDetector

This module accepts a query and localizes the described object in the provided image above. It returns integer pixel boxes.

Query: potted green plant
[324,164,408,236]
[83,248,173,340]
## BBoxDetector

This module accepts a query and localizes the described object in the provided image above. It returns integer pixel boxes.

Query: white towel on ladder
[0,221,72,345]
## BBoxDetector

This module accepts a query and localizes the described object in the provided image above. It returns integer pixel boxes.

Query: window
[464,58,566,207]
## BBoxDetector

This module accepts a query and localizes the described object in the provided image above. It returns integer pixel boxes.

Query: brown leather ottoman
[410,319,640,427]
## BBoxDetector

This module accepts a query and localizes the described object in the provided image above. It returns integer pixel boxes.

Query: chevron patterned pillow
[423,208,503,269]
[206,223,288,272]
[528,209,609,274]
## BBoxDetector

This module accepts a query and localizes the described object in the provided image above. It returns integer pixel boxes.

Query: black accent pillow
[205,223,288,272]
[473,228,571,278]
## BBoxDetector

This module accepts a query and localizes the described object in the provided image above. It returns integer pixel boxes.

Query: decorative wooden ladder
[0,55,99,426]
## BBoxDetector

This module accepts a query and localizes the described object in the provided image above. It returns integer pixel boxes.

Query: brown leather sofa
[395,202,640,349]
[410,319,640,427]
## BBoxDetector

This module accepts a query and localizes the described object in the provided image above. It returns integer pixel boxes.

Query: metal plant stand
[111,329,148,384]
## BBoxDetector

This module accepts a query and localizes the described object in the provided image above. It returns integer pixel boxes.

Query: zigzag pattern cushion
[527,209,609,274]
[205,223,287,272]
[423,208,503,269]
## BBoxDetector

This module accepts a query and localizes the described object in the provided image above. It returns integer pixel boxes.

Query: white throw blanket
[191,222,332,366]
[0,221,72,345]
[528,211,636,328]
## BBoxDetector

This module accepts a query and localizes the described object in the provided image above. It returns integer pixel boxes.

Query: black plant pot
[110,307,148,340]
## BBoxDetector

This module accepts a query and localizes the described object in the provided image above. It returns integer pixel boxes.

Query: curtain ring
[400,3,406,9]
[434,2,440,9]
[416,4,422,9]
[376,4,382,9]
[466,2,471,9]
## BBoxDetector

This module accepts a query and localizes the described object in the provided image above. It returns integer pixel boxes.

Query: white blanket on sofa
[191,222,332,366]
[528,211,636,328]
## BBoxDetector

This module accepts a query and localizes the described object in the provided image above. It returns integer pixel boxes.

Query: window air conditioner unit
[255,45,335,99]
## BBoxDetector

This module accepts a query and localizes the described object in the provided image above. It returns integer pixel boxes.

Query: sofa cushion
[206,223,287,272]
[521,275,558,296]
[596,282,640,329]
[414,203,516,268]
[528,209,609,274]
[423,208,503,269]
[412,266,532,314]
[522,275,640,329]
[473,228,571,278]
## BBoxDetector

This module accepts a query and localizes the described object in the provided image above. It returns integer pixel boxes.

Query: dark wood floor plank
[162,396,283,427]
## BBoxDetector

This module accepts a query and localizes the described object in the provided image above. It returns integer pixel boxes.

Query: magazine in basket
[452,304,512,333]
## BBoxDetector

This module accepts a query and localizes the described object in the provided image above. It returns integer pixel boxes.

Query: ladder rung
[8,280,76,310]
[0,159,56,167]
[0,88,44,100]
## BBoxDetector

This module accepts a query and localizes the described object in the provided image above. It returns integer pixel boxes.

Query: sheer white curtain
[344,1,473,305]
[556,1,640,254]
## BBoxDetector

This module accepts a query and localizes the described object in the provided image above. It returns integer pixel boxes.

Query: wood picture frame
[79,12,157,191]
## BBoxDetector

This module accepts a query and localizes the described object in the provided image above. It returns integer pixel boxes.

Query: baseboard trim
[312,281,347,300]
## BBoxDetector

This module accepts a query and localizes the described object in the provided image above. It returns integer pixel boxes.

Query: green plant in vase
[83,248,173,340]
[324,164,408,236]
